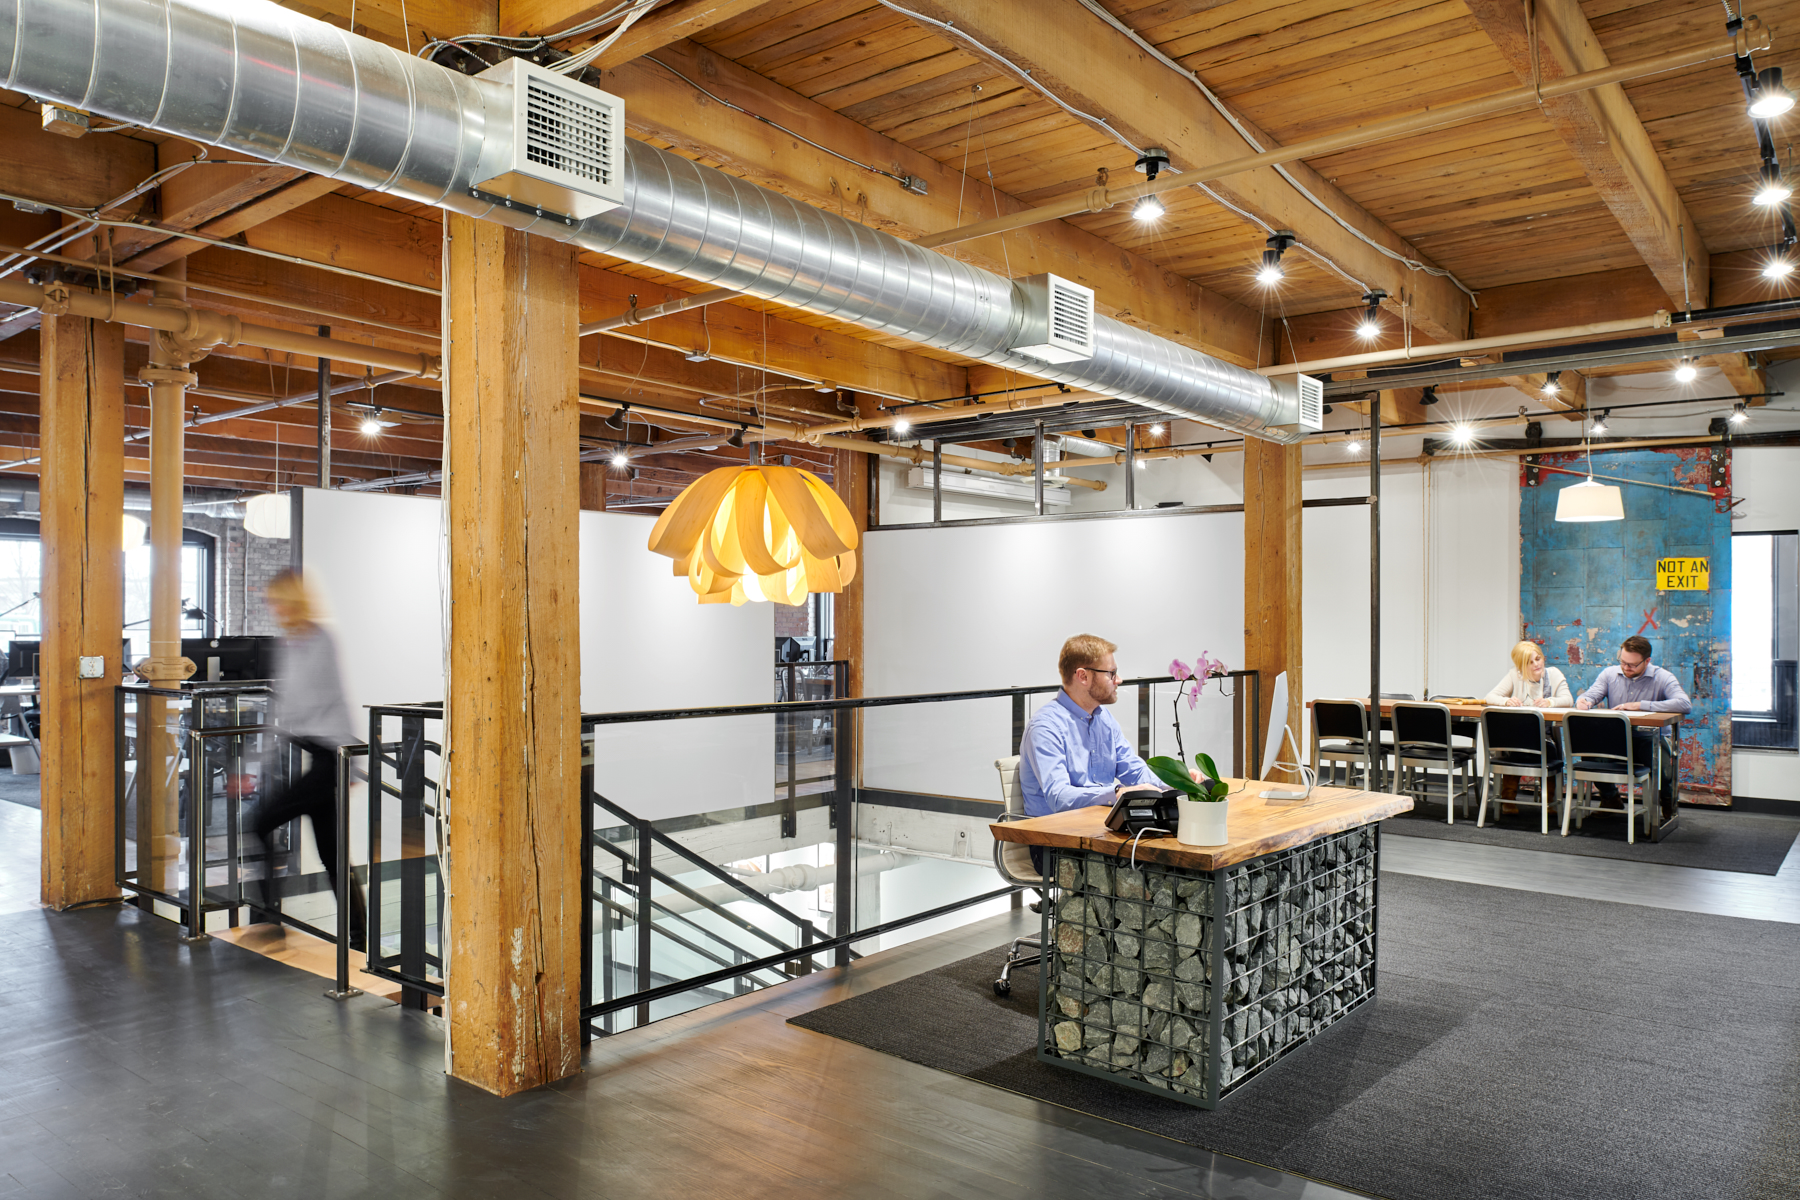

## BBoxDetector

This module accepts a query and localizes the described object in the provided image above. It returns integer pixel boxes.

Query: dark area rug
[789,873,1800,1200]
[0,771,38,809]
[1384,797,1800,874]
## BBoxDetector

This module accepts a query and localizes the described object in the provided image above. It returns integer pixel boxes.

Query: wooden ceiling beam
[1462,0,1708,310]
[882,0,1470,343]
[604,39,1265,367]
[498,0,772,63]
[1498,370,1588,421]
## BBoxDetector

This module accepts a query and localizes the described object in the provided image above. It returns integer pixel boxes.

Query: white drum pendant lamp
[1554,476,1624,522]
[120,513,146,550]
[243,493,291,539]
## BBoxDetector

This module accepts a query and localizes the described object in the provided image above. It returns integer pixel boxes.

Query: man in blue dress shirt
[1574,634,1691,815]
[1020,634,1156,818]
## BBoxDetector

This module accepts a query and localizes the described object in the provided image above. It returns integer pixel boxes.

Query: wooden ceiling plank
[884,0,1470,342]
[1462,0,1708,310]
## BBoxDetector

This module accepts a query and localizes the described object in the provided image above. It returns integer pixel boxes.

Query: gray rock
[1053,1021,1083,1052]
[1087,859,1112,895]
[1112,968,1143,994]
[1116,868,1146,901]
[1174,911,1204,948]
[1143,979,1174,1012]
[1086,999,1113,1029]
[1150,883,1175,913]
[1142,1043,1172,1076]
[1056,858,1083,890]
[1089,893,1114,928]
[1174,954,1206,985]
[1115,899,1145,931]
[1142,938,1173,973]
[1055,992,1084,1019]
[1113,932,1141,960]
[1113,1001,1144,1037]
[1056,894,1088,926]
[1176,981,1210,1012]
[1055,923,1086,956]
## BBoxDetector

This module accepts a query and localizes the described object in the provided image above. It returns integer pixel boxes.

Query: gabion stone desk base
[1038,826,1379,1108]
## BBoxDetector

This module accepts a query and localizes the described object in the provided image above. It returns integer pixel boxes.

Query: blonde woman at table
[1485,640,1573,708]
[1484,641,1570,806]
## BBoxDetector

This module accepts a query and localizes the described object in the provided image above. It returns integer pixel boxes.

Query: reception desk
[991,782,1412,1108]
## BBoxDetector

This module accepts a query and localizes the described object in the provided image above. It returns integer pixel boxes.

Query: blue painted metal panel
[1520,449,1732,802]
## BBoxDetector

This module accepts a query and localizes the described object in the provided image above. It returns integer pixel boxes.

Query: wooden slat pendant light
[647,464,859,605]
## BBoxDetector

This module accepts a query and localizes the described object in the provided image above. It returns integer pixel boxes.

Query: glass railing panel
[366,709,444,993]
[1141,676,1254,781]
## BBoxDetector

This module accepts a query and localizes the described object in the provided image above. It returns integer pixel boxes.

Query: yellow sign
[1656,556,1709,590]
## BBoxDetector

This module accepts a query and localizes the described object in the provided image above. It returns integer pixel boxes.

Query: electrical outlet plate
[77,656,104,679]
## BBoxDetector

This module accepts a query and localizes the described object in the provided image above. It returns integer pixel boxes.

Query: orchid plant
[1165,652,1229,764]
[1148,751,1230,802]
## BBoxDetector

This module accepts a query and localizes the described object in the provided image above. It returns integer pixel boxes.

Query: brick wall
[179,513,288,636]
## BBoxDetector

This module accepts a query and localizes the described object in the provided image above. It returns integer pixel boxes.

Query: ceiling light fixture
[1591,408,1610,435]
[1730,402,1751,425]
[1748,66,1795,118]
[1149,423,1165,436]
[647,465,859,606]
[243,493,291,540]
[1449,423,1474,445]
[611,449,629,467]
[727,427,746,448]
[1356,289,1387,340]
[1764,254,1795,279]
[1257,230,1295,286]
[892,416,911,436]
[1344,436,1362,455]
[1420,385,1440,406]
[1556,408,1624,522]
[121,513,146,551]
[1543,371,1562,396]
[1675,357,1699,383]
[1135,458,1147,469]
[1755,166,1793,207]
[1132,195,1166,222]
[361,416,383,436]
[1134,147,1171,182]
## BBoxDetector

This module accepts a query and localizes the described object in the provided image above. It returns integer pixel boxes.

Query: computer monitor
[181,635,278,682]
[4,638,37,682]
[1259,672,1315,803]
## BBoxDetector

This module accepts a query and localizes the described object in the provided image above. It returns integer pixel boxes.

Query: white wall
[862,509,1245,799]
[1731,443,1800,801]
[298,489,773,822]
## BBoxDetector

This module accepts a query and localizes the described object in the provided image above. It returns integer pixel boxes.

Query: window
[123,530,216,661]
[1732,530,1798,750]
[0,519,42,660]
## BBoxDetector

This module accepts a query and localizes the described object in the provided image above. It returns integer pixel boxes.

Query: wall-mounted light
[1132,195,1166,222]
[1749,66,1795,118]
[1257,230,1295,286]
[1356,290,1387,340]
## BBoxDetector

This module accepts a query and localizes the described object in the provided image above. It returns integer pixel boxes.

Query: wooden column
[443,213,582,1097]
[578,461,607,511]
[831,446,868,699]
[39,315,124,909]
[1243,438,1303,781]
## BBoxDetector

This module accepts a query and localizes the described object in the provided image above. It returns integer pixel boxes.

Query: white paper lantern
[120,513,146,550]
[243,492,291,539]
[1553,477,1624,523]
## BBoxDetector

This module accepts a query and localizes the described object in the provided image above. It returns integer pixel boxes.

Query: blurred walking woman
[252,570,364,945]
[1485,640,1572,708]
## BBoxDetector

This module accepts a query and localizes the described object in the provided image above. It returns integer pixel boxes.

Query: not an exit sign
[1656,556,1709,590]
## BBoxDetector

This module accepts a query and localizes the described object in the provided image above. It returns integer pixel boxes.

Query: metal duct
[0,0,1299,442]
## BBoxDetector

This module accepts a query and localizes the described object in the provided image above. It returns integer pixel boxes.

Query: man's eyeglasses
[1619,655,1646,669]
[1082,667,1120,681]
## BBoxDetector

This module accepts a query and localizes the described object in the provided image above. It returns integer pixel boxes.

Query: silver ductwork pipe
[1,0,1299,441]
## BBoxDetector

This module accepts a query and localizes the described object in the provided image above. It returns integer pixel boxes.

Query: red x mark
[1636,608,1660,635]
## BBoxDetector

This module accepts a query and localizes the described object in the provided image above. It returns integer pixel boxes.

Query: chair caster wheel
[993,979,1011,997]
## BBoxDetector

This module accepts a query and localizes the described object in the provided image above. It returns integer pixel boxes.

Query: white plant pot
[1177,798,1229,846]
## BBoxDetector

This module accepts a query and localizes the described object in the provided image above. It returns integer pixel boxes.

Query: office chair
[991,755,1044,997]
[1562,712,1652,842]
[1476,708,1563,833]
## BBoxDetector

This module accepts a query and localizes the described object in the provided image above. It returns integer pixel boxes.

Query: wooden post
[578,461,607,511]
[1243,438,1303,781]
[39,315,124,909]
[831,446,868,699]
[138,266,198,896]
[443,213,582,1097]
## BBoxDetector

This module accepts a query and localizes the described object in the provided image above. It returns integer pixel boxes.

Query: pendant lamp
[648,465,858,606]
[243,492,291,539]
[1554,477,1624,522]
[121,513,146,551]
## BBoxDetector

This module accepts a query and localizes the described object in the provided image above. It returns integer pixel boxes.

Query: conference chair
[1392,701,1477,824]
[1476,708,1563,833]
[990,755,1044,998]
[1562,712,1652,842]
[1309,699,1381,788]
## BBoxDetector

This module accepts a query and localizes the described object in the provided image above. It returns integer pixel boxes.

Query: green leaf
[1193,752,1222,782]
[1146,756,1204,796]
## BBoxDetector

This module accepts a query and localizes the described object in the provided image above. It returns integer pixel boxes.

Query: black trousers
[252,737,364,941]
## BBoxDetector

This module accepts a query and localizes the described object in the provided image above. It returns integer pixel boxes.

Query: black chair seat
[1570,756,1649,777]
[1397,742,1474,764]
[1490,749,1551,766]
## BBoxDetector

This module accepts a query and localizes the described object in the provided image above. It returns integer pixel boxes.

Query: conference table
[1324,698,1682,842]
[992,782,1411,1108]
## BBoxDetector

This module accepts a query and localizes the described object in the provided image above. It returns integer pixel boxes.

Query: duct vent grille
[1012,273,1096,364]
[476,57,625,220]
[1270,372,1325,434]
[1296,373,1324,430]
[524,74,613,185]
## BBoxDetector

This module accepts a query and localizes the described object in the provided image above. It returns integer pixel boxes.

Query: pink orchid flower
[1169,658,1192,681]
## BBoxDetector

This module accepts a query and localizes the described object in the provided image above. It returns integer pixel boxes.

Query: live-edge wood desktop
[991,783,1411,1108]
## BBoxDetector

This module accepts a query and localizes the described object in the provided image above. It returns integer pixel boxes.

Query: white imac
[1259,672,1316,803]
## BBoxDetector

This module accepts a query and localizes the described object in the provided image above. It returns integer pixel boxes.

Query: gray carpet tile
[788,871,1800,1200]
[0,772,36,810]
[1385,800,1800,874]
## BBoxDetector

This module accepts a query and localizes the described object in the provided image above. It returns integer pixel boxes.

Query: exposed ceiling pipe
[0,0,1302,444]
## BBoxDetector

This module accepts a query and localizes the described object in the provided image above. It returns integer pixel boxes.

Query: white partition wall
[297,488,773,822]
[862,511,1246,800]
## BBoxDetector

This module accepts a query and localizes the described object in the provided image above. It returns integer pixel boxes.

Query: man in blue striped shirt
[1019,634,1156,818]
[1575,635,1691,816]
